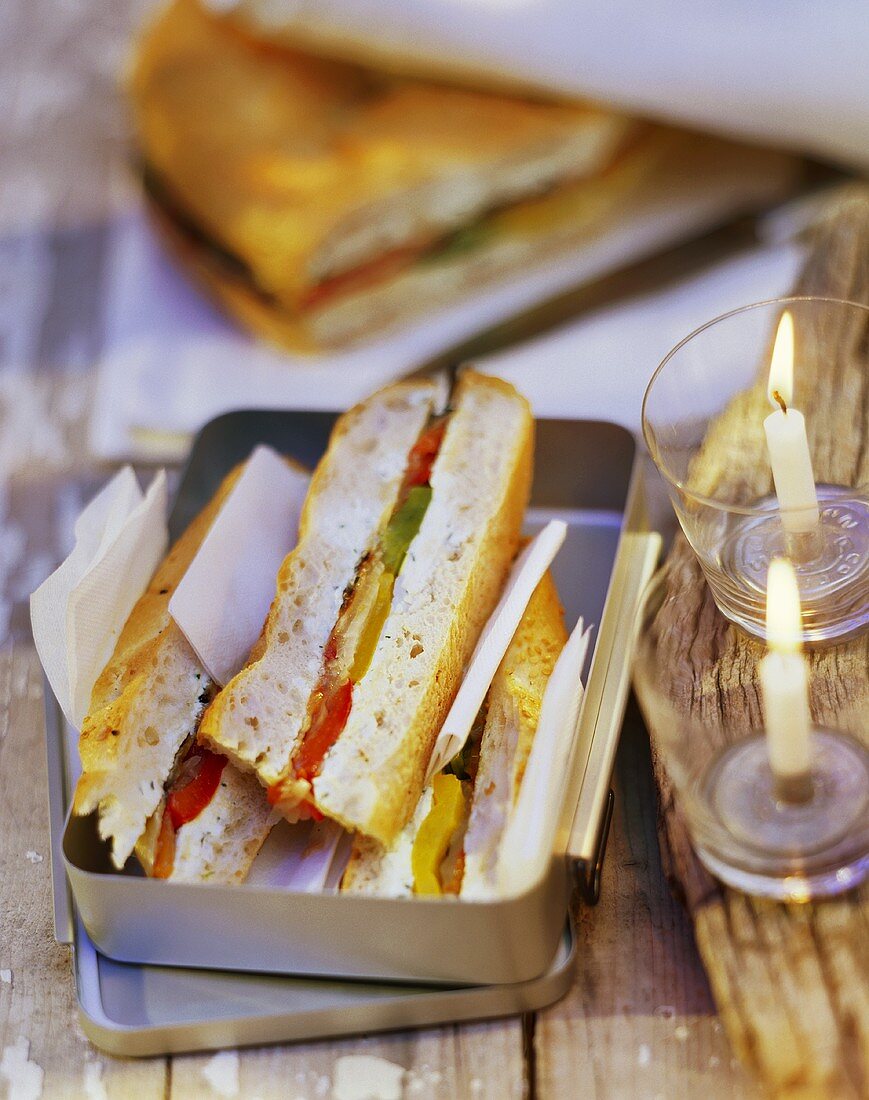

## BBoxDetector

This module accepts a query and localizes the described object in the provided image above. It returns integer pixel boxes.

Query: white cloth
[220,0,869,172]
[474,243,804,434]
[89,141,793,462]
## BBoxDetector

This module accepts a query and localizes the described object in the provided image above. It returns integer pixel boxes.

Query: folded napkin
[474,243,804,433]
[90,143,794,462]
[219,0,869,172]
[30,467,168,731]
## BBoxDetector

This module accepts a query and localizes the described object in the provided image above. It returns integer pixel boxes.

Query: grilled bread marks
[74,465,244,868]
[461,572,566,899]
[314,372,534,843]
[199,380,439,784]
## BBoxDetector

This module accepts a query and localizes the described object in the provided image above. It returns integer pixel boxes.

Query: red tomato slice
[299,242,430,313]
[293,679,354,782]
[404,421,447,488]
[166,749,227,829]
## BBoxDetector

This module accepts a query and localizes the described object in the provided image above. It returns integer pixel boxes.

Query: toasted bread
[198,378,443,782]
[202,371,533,844]
[342,569,566,896]
[75,459,283,878]
[74,465,244,866]
[131,0,642,349]
[460,570,567,898]
[314,371,533,843]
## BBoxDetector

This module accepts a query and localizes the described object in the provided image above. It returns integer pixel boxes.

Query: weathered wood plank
[535,708,750,1099]
[0,643,168,1100]
[635,193,869,1099]
[169,1021,527,1099]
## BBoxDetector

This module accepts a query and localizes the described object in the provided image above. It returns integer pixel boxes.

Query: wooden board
[634,194,869,1099]
[535,704,752,1099]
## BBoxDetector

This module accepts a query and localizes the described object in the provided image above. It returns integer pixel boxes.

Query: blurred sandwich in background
[130,0,795,352]
[130,0,674,350]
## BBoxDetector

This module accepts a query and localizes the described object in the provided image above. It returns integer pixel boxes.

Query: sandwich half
[74,461,277,882]
[342,569,567,898]
[130,0,659,350]
[200,370,533,844]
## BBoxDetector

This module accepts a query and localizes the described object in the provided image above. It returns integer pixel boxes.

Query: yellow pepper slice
[349,574,394,683]
[412,774,465,896]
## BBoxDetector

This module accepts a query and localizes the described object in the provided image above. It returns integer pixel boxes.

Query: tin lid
[561,469,661,900]
[72,916,577,1056]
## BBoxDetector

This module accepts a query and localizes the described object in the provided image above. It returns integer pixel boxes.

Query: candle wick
[772,389,788,414]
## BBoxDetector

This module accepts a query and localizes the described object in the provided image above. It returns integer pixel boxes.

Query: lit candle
[763,311,820,534]
[759,558,813,800]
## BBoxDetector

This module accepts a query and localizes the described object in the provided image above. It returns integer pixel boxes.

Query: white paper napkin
[169,445,310,685]
[474,243,804,434]
[498,616,591,897]
[89,141,795,463]
[220,0,869,171]
[246,819,350,893]
[30,467,168,729]
[425,520,567,782]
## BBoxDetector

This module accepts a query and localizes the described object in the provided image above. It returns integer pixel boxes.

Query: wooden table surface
[0,2,753,1095]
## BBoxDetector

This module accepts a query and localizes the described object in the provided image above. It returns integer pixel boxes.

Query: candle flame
[767,310,794,410]
[766,557,803,654]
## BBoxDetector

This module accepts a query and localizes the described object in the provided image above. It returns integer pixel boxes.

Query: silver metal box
[52,413,658,989]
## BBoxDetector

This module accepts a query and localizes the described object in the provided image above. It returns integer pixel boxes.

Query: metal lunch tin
[50,414,659,992]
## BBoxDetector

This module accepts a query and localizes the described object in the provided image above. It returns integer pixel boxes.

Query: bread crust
[460,570,567,898]
[314,371,534,844]
[130,0,636,332]
[74,463,244,867]
[342,568,566,896]
[143,127,663,351]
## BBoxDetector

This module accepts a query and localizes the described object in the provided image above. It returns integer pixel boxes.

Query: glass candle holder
[642,297,869,644]
[689,727,869,900]
[634,633,869,901]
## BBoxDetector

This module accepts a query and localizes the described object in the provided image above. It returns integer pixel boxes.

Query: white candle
[762,311,820,534]
[759,558,812,783]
